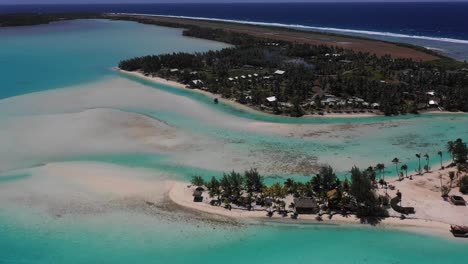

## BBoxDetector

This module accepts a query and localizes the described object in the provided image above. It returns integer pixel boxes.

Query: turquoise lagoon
[0,19,228,99]
[0,19,467,263]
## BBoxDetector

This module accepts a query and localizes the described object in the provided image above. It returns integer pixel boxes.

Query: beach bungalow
[294,198,319,214]
[266,96,277,103]
[371,103,380,109]
[228,77,234,81]
[193,189,203,202]
[274,70,285,75]
[190,79,203,86]
[428,100,438,107]
[169,68,179,73]
[241,75,246,79]
[321,98,337,106]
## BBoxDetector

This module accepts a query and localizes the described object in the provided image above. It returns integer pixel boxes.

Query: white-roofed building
[191,80,203,85]
[266,96,277,102]
[274,70,285,75]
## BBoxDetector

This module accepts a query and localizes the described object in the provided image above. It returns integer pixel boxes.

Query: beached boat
[450,225,468,237]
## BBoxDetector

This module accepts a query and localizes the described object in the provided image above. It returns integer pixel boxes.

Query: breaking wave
[116,13,468,45]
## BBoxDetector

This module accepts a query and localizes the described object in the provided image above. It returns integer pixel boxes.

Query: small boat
[213,98,219,104]
[450,225,468,237]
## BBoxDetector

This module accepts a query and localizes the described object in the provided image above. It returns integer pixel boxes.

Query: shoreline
[117,69,466,120]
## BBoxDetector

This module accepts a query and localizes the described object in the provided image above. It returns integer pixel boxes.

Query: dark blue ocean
[2,2,468,39]
[1,2,468,60]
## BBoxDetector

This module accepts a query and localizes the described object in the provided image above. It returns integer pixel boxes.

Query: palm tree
[415,153,422,174]
[447,141,455,162]
[449,171,455,189]
[401,164,408,178]
[397,190,402,207]
[191,175,205,187]
[375,163,385,181]
[284,178,295,194]
[437,151,443,169]
[423,153,430,172]
[392,158,400,175]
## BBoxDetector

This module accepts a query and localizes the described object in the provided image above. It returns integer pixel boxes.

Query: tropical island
[114,14,468,117]
[171,138,468,237]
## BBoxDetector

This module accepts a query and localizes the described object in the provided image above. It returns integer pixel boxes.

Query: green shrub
[460,176,468,194]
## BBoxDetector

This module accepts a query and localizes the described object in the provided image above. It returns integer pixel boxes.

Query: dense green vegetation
[192,166,389,224]
[460,176,468,194]
[447,138,468,164]
[119,26,468,116]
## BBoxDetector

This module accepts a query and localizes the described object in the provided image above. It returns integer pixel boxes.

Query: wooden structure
[450,195,466,206]
[294,197,319,214]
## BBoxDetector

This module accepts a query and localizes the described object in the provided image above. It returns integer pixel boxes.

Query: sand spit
[168,180,466,239]
[0,108,193,172]
[169,162,468,239]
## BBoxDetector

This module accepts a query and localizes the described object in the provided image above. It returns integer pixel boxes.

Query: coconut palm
[392,158,400,175]
[437,151,443,169]
[449,171,455,189]
[447,141,455,162]
[375,163,385,181]
[401,164,408,178]
[396,190,402,207]
[423,153,430,172]
[415,153,422,174]
[191,175,205,187]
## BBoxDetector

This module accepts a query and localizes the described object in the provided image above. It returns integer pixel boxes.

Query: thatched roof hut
[294,197,318,214]
[193,190,203,202]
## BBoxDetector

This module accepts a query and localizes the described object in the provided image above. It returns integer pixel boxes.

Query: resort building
[274,70,285,75]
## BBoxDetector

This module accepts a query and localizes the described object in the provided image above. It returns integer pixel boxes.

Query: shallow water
[0,19,467,263]
[1,208,467,264]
